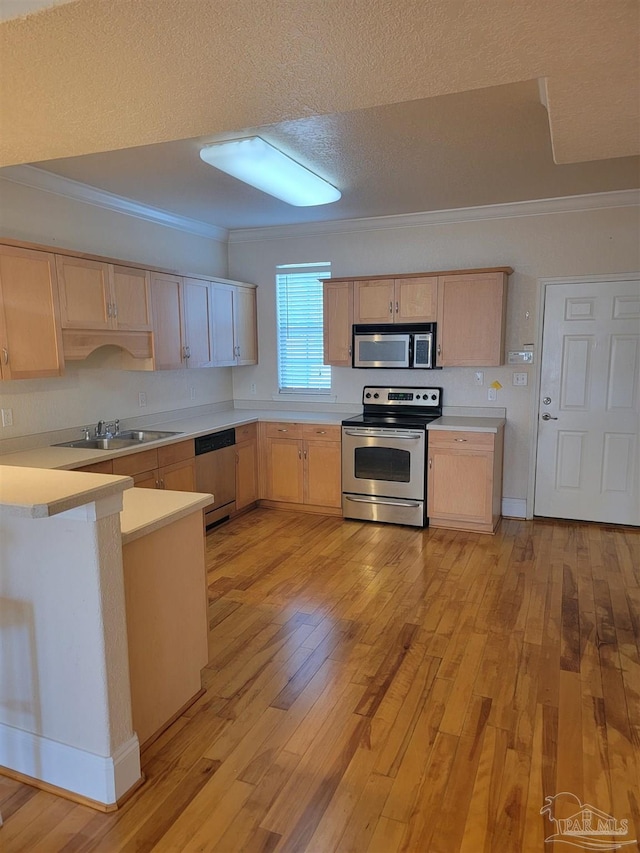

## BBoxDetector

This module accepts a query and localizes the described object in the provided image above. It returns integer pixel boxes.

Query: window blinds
[276,264,331,392]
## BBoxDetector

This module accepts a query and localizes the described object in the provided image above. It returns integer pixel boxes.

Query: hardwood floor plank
[2,510,638,853]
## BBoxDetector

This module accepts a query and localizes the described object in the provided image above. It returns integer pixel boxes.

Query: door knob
[541,413,558,420]
[543,397,551,405]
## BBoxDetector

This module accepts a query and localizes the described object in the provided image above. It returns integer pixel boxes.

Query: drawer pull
[316,430,326,435]
[278,428,288,432]
[429,458,432,469]
[455,438,468,442]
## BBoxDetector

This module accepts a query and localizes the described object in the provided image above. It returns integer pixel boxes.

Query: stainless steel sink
[54,430,182,450]
[54,437,142,450]
[115,430,182,442]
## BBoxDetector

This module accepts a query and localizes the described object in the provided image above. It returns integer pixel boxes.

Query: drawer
[113,447,159,476]
[157,438,194,467]
[302,423,341,442]
[428,429,495,450]
[263,422,303,439]
[236,422,257,442]
[75,460,114,475]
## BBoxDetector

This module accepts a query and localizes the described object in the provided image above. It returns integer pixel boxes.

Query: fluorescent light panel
[199,137,341,207]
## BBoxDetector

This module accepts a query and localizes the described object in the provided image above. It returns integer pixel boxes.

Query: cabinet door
[235,286,258,365]
[56,256,112,329]
[264,437,304,503]
[437,272,507,366]
[395,276,437,322]
[236,439,258,510]
[183,278,213,368]
[161,458,196,491]
[111,265,152,331]
[353,279,395,323]
[323,280,353,366]
[134,469,159,489]
[0,246,64,379]
[150,273,184,370]
[428,445,494,526]
[304,440,342,507]
[211,282,236,366]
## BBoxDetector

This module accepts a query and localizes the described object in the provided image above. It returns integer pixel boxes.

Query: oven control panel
[362,386,441,406]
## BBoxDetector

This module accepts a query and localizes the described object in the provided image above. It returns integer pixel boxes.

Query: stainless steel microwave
[352,323,437,369]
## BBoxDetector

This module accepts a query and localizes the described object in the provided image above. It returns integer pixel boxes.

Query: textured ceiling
[27,81,640,230]
[0,0,638,229]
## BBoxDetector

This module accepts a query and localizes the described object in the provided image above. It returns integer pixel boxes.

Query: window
[276,262,331,393]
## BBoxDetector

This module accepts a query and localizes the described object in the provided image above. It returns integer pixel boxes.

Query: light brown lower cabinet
[234,422,259,512]
[112,440,196,491]
[260,422,342,514]
[427,426,504,534]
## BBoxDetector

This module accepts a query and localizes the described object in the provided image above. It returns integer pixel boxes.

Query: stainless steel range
[341,385,443,527]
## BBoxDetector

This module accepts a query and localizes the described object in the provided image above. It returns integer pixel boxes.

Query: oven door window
[354,446,411,483]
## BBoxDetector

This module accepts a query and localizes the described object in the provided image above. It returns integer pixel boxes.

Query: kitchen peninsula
[0,465,212,809]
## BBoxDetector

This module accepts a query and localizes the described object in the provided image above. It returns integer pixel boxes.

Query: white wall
[0,179,233,440]
[227,201,640,507]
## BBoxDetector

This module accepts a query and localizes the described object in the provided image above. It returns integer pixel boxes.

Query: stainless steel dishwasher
[194,428,236,527]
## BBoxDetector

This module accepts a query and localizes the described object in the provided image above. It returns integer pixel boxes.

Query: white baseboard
[502,497,527,518]
[0,723,141,805]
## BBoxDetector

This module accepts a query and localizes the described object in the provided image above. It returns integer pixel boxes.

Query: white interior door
[534,277,640,525]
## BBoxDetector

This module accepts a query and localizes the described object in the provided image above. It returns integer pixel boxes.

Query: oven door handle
[343,430,423,440]
[344,495,422,508]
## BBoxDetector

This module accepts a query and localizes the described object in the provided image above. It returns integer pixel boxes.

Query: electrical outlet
[250,383,257,394]
[488,387,497,402]
[512,372,528,386]
[1,408,13,427]
[474,371,484,386]
[138,391,147,407]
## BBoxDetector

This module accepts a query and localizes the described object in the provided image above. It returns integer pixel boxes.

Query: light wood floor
[1,509,639,852]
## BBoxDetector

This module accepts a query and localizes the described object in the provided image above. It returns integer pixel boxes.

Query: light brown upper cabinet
[353,276,437,324]
[0,245,65,380]
[211,282,258,367]
[56,256,151,331]
[150,274,215,370]
[323,280,353,366]
[436,271,508,366]
[182,278,214,368]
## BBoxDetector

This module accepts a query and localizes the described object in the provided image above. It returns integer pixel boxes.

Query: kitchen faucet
[95,419,120,437]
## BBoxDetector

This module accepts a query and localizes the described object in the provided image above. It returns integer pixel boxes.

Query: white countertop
[0,465,132,519]
[428,416,505,432]
[0,409,352,471]
[120,487,212,545]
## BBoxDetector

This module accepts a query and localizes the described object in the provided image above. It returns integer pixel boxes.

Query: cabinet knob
[155,480,160,488]
[298,449,302,459]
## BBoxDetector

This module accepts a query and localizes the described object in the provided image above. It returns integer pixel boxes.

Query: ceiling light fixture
[199,137,341,207]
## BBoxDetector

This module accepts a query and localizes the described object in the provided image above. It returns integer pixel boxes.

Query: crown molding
[2,164,636,246]
[0,164,229,243]
[228,189,640,243]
